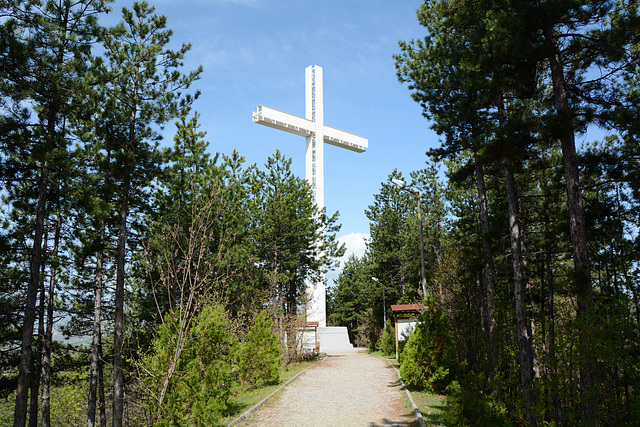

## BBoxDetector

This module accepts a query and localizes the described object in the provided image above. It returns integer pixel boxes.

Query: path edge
[226,355,327,427]
[377,355,427,427]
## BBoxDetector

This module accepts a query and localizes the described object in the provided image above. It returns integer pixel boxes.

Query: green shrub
[142,304,238,426]
[443,380,512,426]
[380,318,396,356]
[397,339,408,363]
[49,379,88,426]
[368,336,378,353]
[237,310,281,388]
[0,397,12,426]
[399,296,453,392]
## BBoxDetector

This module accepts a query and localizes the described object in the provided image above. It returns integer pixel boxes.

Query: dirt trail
[242,349,417,427]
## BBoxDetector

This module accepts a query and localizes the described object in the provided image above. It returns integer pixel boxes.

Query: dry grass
[221,357,320,425]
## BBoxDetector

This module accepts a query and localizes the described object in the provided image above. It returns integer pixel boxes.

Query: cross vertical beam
[252,65,368,327]
[306,65,324,210]
[305,65,325,327]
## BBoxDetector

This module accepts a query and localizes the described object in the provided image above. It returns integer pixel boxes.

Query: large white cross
[252,65,368,327]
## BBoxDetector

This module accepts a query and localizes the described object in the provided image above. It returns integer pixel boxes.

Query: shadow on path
[242,349,417,426]
[368,414,420,427]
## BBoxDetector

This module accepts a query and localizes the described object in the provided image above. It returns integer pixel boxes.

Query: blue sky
[104,0,440,280]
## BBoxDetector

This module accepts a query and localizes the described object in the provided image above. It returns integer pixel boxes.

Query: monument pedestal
[317,326,353,351]
[300,324,353,353]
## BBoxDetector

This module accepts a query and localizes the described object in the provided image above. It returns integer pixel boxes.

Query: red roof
[391,303,425,313]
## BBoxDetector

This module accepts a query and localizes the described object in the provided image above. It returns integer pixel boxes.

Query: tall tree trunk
[29,240,47,427]
[544,216,562,424]
[113,176,129,427]
[473,151,498,377]
[113,97,137,426]
[15,14,67,420]
[88,226,105,427]
[503,158,535,423]
[627,275,640,326]
[14,160,49,427]
[40,211,60,427]
[543,24,598,424]
[98,329,107,427]
[432,219,444,301]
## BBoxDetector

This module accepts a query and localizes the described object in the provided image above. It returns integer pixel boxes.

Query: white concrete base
[317,326,353,351]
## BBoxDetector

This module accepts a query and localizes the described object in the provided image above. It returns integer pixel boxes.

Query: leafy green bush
[397,340,407,363]
[399,296,453,392]
[142,304,238,426]
[50,379,87,426]
[0,397,12,426]
[380,318,396,356]
[443,380,512,426]
[237,310,281,388]
[367,336,378,353]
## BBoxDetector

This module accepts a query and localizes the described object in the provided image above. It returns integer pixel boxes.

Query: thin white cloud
[326,232,369,287]
[337,232,369,267]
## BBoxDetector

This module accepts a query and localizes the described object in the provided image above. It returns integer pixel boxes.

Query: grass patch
[221,357,321,425]
[410,389,447,426]
[368,349,393,357]
[376,353,447,426]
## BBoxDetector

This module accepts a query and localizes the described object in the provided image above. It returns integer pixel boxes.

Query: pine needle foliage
[399,296,454,393]
[237,310,281,388]
[380,318,396,356]
[141,304,237,426]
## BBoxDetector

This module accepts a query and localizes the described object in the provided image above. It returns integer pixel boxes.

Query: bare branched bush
[282,314,309,365]
[138,186,242,420]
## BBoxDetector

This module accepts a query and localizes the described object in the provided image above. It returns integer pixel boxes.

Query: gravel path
[241,349,418,427]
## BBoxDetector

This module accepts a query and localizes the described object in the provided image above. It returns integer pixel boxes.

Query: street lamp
[392,178,428,299]
[372,277,385,326]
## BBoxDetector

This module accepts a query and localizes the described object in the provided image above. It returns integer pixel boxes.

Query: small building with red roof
[391,303,425,358]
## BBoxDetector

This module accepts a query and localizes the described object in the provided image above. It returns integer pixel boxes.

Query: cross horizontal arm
[323,125,368,153]
[253,105,368,153]
[252,105,314,137]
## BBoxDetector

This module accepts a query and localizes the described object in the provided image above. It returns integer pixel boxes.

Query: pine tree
[96,3,201,424]
[395,0,640,423]
[250,150,344,355]
[328,254,378,345]
[365,170,420,301]
[0,1,111,425]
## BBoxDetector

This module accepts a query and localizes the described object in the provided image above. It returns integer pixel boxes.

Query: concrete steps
[317,326,353,351]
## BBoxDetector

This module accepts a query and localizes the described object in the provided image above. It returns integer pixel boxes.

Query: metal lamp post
[392,178,428,299]
[372,277,385,326]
